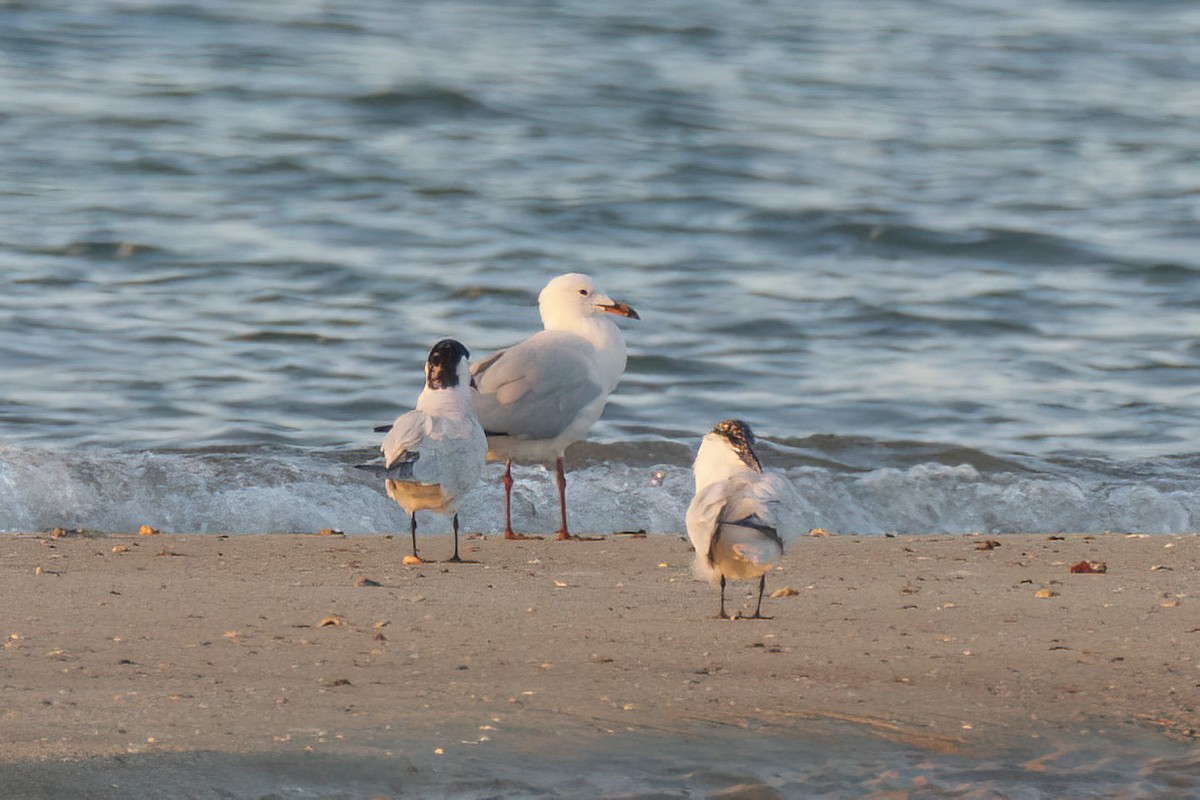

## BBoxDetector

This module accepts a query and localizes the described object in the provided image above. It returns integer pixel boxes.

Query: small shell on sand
[138,525,159,536]
[1035,589,1058,598]
[402,555,423,566]
[319,615,342,627]
[111,545,130,554]
[771,587,800,598]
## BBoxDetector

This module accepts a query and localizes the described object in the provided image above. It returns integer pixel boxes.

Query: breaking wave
[2,438,1198,536]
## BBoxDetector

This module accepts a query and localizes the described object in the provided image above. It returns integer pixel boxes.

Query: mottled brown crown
[712,418,762,472]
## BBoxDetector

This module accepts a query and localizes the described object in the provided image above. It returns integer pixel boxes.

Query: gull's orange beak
[599,300,640,320]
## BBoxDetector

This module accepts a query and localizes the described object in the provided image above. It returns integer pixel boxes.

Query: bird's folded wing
[685,481,731,565]
[381,411,427,469]
[751,471,807,544]
[472,333,605,440]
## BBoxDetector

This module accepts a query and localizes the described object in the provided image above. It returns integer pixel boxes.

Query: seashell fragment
[111,544,129,554]
[137,525,159,536]
[402,555,423,566]
[1069,561,1106,574]
[1035,589,1058,598]
[770,587,799,598]
[318,615,342,627]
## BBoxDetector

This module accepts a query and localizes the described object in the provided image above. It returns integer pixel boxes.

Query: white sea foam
[2,444,1197,536]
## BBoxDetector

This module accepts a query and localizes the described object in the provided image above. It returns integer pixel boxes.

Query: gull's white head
[694,418,763,491]
[423,338,473,392]
[538,273,639,331]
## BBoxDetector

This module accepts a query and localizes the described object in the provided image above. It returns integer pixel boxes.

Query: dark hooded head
[712,418,762,472]
[425,338,471,390]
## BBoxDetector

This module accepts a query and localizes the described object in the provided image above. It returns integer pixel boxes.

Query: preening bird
[685,419,802,619]
[357,338,487,563]
[470,273,639,540]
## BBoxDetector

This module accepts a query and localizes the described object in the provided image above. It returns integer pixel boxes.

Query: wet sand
[1,530,1196,771]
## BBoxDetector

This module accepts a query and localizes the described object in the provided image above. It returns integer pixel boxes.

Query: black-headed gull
[686,419,802,619]
[357,339,487,563]
[471,273,639,540]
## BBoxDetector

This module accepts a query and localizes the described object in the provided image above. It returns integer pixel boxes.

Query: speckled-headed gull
[357,339,487,563]
[686,419,803,619]
[471,273,639,540]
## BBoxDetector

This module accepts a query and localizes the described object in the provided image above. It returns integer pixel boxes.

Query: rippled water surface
[2,0,1200,534]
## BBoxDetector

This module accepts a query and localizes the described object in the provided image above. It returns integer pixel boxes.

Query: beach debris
[50,527,67,538]
[318,528,344,536]
[809,528,832,537]
[318,615,342,627]
[111,544,130,554]
[554,580,568,587]
[1047,535,1065,541]
[975,539,1002,551]
[1069,561,1106,574]
[1035,589,1059,598]
[1149,564,1172,571]
[223,631,242,644]
[137,524,159,536]
[402,555,424,566]
[614,529,647,537]
[770,587,799,598]
[354,576,382,587]
[1161,599,1180,608]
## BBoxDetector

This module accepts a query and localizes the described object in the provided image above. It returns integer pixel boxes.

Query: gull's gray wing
[471,331,605,440]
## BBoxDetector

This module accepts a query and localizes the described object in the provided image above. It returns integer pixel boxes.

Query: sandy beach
[1,530,1197,794]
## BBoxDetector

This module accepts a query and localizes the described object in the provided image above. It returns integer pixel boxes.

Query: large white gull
[686,419,803,619]
[471,273,639,540]
[358,338,487,563]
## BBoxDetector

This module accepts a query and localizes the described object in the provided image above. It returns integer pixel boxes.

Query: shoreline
[2,530,1196,766]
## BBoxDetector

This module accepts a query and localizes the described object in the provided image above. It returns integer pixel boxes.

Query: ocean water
[3,722,1198,799]
[3,0,1200,535]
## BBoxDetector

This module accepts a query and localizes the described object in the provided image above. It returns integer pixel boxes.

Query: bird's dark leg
[409,512,419,559]
[445,513,463,562]
[717,574,730,619]
[749,574,772,619]
[502,457,540,540]
[555,456,570,540]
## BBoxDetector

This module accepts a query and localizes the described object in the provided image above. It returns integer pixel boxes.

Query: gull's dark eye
[578,288,589,296]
